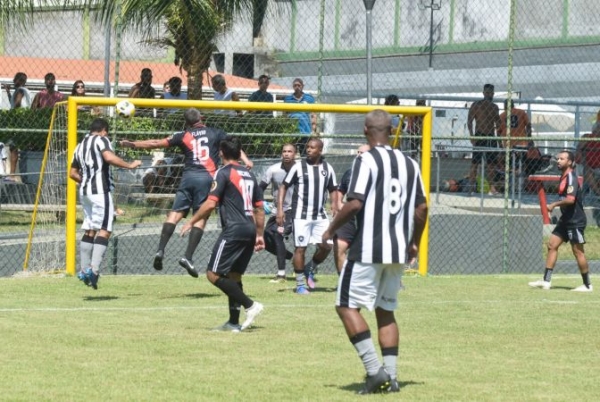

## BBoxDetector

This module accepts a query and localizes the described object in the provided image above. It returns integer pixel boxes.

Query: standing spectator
[276,138,339,294]
[384,94,401,133]
[4,72,31,109]
[120,108,252,277]
[333,144,370,275]
[0,141,8,177]
[498,99,532,173]
[248,74,274,117]
[69,118,142,289]
[283,78,316,154]
[181,136,265,332]
[31,72,65,110]
[467,83,502,195]
[529,150,593,292]
[161,77,188,115]
[405,99,427,155]
[576,113,600,197]
[3,72,31,181]
[128,68,156,99]
[322,109,428,394]
[259,143,296,283]
[211,74,240,116]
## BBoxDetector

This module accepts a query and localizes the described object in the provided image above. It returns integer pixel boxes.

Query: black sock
[214,277,253,309]
[228,282,244,324]
[185,227,204,260]
[582,272,591,287]
[543,268,553,282]
[157,222,176,252]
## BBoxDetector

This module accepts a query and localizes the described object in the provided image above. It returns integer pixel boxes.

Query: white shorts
[336,260,404,311]
[81,193,114,232]
[293,218,332,247]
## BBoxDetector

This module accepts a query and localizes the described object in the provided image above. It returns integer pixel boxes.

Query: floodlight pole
[363,0,377,105]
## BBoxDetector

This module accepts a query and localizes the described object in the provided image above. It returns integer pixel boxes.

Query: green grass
[0,274,599,401]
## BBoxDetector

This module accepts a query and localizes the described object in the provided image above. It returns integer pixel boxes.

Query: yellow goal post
[65,97,433,276]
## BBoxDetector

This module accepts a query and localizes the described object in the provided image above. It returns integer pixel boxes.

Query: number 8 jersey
[346,145,426,264]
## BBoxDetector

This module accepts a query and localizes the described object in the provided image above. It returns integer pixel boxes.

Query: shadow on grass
[83,296,119,302]
[336,379,423,394]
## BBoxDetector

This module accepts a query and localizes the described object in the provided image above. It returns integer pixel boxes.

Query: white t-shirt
[0,142,8,175]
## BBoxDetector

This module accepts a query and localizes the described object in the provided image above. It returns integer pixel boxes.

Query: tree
[0,0,271,100]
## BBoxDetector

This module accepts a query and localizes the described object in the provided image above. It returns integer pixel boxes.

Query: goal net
[25,98,431,276]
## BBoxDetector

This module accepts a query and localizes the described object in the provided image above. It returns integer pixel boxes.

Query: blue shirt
[283,92,315,134]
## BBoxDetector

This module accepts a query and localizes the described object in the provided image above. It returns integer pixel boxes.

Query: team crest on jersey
[211,181,218,191]
[321,170,327,176]
[567,185,574,193]
[298,236,305,242]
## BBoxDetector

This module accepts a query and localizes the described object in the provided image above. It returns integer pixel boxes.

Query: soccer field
[0,274,598,401]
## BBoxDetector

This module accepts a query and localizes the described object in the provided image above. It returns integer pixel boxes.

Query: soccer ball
[115,100,135,118]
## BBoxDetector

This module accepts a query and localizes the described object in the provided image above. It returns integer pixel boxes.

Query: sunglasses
[76,85,85,89]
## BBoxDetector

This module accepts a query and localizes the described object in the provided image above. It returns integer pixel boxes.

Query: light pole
[419,0,442,69]
[363,0,377,105]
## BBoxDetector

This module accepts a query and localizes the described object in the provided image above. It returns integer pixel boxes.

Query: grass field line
[1,298,598,313]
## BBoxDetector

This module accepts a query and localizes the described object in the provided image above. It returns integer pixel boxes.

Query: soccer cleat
[211,321,241,333]
[357,367,391,395]
[295,285,310,295]
[269,275,286,283]
[528,280,551,290]
[153,250,164,271]
[304,262,317,289]
[572,284,593,292]
[87,268,99,290]
[388,379,400,393]
[241,302,264,331]
[178,257,198,278]
[77,269,91,286]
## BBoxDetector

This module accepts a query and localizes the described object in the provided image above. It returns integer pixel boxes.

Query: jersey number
[388,178,401,215]
[192,137,210,162]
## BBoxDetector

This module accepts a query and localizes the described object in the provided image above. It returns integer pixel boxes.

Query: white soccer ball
[115,100,136,118]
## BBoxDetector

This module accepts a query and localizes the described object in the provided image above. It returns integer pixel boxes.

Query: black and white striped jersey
[283,158,337,220]
[346,145,426,264]
[71,134,114,196]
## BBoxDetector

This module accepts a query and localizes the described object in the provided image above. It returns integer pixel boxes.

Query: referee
[322,109,428,394]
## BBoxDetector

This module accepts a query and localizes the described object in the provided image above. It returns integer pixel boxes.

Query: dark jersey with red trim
[557,169,586,228]
[166,125,226,177]
[208,163,264,239]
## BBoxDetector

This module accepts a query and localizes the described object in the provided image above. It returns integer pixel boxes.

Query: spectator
[0,141,8,177]
[211,74,240,116]
[467,83,502,195]
[128,68,156,99]
[276,138,339,294]
[248,74,274,117]
[70,80,101,114]
[161,81,171,97]
[576,123,600,197]
[4,72,31,109]
[405,99,427,155]
[31,72,65,110]
[142,156,184,194]
[498,99,532,174]
[283,78,316,154]
[384,94,401,133]
[161,77,188,115]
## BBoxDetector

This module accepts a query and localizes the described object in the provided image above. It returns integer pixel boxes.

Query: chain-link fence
[2,0,600,276]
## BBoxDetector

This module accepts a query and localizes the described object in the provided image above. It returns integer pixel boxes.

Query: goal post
[60,97,432,276]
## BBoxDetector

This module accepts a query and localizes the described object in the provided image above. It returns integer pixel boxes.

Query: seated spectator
[161,81,171,98]
[498,99,532,173]
[70,80,101,114]
[576,124,600,196]
[4,72,31,109]
[129,68,156,99]
[142,155,184,194]
[31,72,65,110]
[211,74,240,116]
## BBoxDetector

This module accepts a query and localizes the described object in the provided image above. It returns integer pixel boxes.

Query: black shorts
[472,136,500,165]
[265,212,293,237]
[207,233,256,276]
[334,220,357,244]
[171,173,212,217]
[552,222,586,245]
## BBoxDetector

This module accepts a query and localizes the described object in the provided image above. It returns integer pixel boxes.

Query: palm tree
[1,0,271,100]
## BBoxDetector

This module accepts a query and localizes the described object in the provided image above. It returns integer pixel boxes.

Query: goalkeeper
[120,108,253,277]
